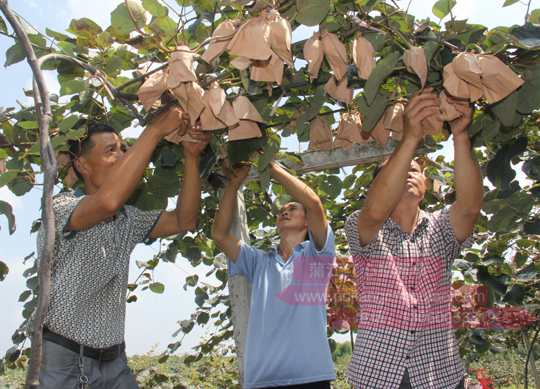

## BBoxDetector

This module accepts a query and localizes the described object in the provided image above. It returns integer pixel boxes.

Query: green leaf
[196,311,209,325]
[486,136,527,192]
[528,9,540,24]
[432,0,456,19]
[18,121,38,129]
[320,175,342,199]
[364,51,401,105]
[59,79,86,96]
[0,200,16,235]
[296,0,330,26]
[490,90,521,128]
[524,218,540,235]
[0,261,8,282]
[185,274,198,287]
[517,64,540,114]
[59,115,80,132]
[46,28,72,42]
[4,42,26,67]
[357,91,389,133]
[509,24,540,50]
[143,0,168,17]
[8,175,32,196]
[111,0,146,36]
[149,282,165,294]
[68,18,103,42]
[227,135,266,165]
[0,16,7,34]
[503,0,520,6]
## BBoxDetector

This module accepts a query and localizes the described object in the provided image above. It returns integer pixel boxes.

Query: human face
[404,160,427,201]
[276,202,307,232]
[75,132,126,189]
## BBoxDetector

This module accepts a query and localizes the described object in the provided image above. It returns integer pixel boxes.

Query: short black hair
[68,122,119,181]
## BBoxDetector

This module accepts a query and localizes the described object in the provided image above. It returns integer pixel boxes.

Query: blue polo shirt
[228,227,336,389]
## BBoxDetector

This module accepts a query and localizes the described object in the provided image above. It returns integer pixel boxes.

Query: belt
[43,326,125,362]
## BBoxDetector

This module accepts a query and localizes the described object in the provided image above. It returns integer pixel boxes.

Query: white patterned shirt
[37,191,161,348]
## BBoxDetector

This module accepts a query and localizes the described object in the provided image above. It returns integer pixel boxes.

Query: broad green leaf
[364,51,401,105]
[320,175,342,199]
[59,79,86,96]
[143,0,168,17]
[7,175,32,196]
[59,115,80,132]
[528,9,540,24]
[196,311,209,325]
[296,0,330,26]
[0,200,15,235]
[491,90,521,128]
[4,42,25,67]
[110,0,146,36]
[18,121,38,129]
[68,18,103,40]
[432,0,456,19]
[45,28,72,42]
[357,91,389,132]
[509,24,540,50]
[149,282,165,294]
[0,16,7,34]
[503,0,520,6]
[486,137,527,192]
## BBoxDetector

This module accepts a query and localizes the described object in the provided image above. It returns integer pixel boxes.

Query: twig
[0,2,57,389]
[525,0,533,24]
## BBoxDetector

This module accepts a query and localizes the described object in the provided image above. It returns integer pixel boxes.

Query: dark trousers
[260,381,331,389]
[39,340,138,389]
[398,370,465,389]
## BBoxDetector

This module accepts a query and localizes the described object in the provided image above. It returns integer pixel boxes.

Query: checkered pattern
[344,207,471,389]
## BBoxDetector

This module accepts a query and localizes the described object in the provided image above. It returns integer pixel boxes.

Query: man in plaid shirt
[345,88,483,389]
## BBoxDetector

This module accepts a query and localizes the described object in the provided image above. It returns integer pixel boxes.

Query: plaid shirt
[344,207,471,389]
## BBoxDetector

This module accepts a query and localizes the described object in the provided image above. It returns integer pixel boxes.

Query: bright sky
[0,0,535,357]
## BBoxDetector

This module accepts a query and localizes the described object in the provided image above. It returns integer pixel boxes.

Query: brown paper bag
[308,116,333,151]
[200,107,227,130]
[443,62,473,100]
[233,96,264,122]
[167,46,198,89]
[228,120,263,141]
[452,53,483,101]
[439,91,462,122]
[324,76,353,104]
[205,82,226,116]
[370,118,390,146]
[321,31,349,81]
[334,112,365,149]
[172,82,205,125]
[304,32,324,80]
[352,33,375,80]
[478,54,524,104]
[227,15,272,61]
[267,10,293,67]
[217,100,239,127]
[230,56,252,70]
[403,46,427,88]
[383,102,405,132]
[138,70,167,111]
[201,20,237,64]
[251,53,284,85]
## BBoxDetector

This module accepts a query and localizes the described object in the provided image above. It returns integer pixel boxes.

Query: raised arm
[148,124,210,239]
[268,161,327,250]
[357,89,440,245]
[448,98,483,242]
[211,164,251,261]
[69,108,186,231]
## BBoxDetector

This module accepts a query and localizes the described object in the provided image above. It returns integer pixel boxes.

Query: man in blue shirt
[212,161,336,389]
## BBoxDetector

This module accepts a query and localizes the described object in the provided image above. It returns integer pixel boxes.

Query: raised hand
[148,106,189,138]
[182,121,210,158]
[447,97,473,139]
[226,163,251,189]
[403,88,441,141]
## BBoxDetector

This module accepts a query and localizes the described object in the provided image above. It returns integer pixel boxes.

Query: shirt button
[410,330,416,334]
[413,305,418,309]
[410,286,416,291]
[405,355,410,360]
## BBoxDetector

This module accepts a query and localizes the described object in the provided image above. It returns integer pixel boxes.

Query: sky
[0,0,535,357]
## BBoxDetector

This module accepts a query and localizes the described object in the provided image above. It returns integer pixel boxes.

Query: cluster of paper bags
[137,9,524,150]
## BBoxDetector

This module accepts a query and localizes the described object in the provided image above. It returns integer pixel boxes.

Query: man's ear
[74,156,90,180]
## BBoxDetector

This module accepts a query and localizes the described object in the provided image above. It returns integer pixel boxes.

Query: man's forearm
[269,163,320,209]
[99,127,161,210]
[176,155,201,230]
[364,136,420,220]
[453,134,483,213]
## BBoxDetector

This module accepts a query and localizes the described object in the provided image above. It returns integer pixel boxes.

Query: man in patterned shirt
[37,107,209,388]
[344,88,483,389]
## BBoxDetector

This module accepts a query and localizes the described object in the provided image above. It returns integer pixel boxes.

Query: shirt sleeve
[52,193,84,240]
[307,225,335,257]
[125,206,162,244]
[429,207,473,261]
[227,243,263,283]
[344,209,381,259]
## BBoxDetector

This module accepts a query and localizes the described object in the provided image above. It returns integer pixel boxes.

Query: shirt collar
[385,209,429,235]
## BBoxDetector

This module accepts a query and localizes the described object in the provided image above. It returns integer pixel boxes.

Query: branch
[525,0,533,24]
[0,2,57,389]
